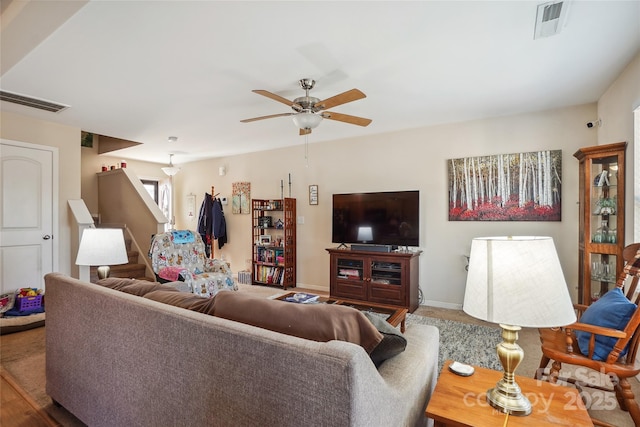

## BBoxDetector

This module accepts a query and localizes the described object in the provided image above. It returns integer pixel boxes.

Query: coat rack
[210,186,218,258]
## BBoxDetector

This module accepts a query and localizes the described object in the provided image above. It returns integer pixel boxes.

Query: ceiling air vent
[0,90,69,113]
[534,1,570,39]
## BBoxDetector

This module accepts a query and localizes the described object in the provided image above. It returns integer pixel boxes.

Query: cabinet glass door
[336,258,363,281]
[590,156,619,245]
[588,253,617,301]
[371,261,402,285]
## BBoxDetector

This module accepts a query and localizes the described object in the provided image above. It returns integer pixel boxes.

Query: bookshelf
[251,198,296,289]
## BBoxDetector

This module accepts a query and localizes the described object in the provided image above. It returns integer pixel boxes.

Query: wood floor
[0,366,59,427]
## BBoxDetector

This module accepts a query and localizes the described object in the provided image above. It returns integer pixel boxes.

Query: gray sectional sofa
[44,273,439,427]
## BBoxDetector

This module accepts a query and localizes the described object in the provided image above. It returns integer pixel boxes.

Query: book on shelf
[283,293,319,304]
[255,265,285,285]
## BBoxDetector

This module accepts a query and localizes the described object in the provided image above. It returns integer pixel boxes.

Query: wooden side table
[426,360,593,426]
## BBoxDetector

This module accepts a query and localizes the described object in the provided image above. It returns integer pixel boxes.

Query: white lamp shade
[463,236,576,328]
[292,112,323,129]
[75,228,128,266]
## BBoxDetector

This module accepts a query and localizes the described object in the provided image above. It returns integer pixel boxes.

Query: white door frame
[0,138,59,278]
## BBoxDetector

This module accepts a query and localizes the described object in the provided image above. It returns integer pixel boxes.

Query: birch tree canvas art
[448,150,561,221]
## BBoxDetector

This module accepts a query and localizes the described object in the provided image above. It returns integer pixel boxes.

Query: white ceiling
[1,1,639,165]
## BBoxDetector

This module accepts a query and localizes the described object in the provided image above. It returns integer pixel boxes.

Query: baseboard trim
[421,300,463,310]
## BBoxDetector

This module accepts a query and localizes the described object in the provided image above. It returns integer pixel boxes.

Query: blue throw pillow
[576,288,637,361]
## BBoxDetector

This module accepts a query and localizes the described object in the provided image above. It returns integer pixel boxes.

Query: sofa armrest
[380,324,439,427]
[347,324,439,427]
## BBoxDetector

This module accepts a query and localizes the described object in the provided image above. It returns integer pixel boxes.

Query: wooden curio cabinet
[251,198,296,289]
[574,142,626,304]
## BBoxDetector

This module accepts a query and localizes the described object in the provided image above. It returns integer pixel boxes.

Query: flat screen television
[332,190,420,247]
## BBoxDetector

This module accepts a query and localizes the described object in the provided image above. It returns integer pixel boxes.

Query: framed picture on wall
[186,193,196,220]
[232,182,251,214]
[448,149,562,221]
[309,184,318,205]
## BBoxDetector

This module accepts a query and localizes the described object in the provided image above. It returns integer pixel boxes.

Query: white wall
[173,103,598,308]
[597,52,640,245]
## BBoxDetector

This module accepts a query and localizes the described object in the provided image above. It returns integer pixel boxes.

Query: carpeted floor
[405,313,502,372]
[1,284,637,426]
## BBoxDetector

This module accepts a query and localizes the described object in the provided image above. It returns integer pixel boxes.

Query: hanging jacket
[212,197,227,249]
[197,192,214,256]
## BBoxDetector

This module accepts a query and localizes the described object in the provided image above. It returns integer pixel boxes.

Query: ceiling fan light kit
[241,78,371,135]
[292,111,323,130]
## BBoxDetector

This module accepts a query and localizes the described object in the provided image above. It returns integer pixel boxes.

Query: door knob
[42,235,51,240]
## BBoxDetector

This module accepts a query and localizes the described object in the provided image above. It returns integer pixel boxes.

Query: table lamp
[463,236,576,416]
[75,228,128,279]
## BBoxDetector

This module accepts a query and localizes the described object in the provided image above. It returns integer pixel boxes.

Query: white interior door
[0,141,55,294]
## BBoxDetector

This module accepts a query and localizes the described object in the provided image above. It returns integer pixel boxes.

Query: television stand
[336,242,348,250]
[326,248,422,312]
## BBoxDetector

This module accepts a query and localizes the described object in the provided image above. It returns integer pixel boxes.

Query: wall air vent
[534,1,570,40]
[0,90,69,113]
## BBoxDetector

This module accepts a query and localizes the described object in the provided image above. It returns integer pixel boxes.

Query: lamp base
[487,324,532,416]
[487,382,532,416]
[96,265,111,280]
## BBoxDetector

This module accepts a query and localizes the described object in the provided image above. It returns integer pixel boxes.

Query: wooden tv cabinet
[326,248,422,313]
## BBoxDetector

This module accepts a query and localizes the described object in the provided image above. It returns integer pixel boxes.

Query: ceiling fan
[241,78,372,135]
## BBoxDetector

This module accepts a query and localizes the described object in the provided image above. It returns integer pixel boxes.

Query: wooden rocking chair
[536,243,640,427]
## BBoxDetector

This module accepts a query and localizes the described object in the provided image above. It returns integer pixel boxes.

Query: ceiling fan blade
[253,90,301,109]
[240,113,293,123]
[321,111,372,127]
[314,89,366,111]
[300,128,312,136]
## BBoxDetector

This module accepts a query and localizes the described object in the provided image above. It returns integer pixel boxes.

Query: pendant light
[162,153,180,176]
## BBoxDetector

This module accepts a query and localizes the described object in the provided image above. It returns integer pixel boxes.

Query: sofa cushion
[576,287,637,361]
[95,278,181,296]
[363,312,407,367]
[212,291,383,354]
[143,290,216,314]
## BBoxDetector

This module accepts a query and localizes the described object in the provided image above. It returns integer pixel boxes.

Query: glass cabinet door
[336,258,364,281]
[574,142,626,305]
[588,253,617,301]
[370,261,402,285]
[590,155,619,245]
